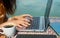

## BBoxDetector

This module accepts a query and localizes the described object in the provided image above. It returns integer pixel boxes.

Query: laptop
[18,0,53,32]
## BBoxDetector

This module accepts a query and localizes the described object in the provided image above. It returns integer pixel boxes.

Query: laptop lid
[44,0,53,30]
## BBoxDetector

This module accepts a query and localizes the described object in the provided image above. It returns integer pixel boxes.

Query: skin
[0,14,32,28]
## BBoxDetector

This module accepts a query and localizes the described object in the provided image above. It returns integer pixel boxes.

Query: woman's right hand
[1,14,33,29]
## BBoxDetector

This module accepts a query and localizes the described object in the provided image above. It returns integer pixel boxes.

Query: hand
[8,14,32,21]
[8,14,33,29]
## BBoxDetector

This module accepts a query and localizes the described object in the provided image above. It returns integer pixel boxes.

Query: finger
[16,26,23,29]
[17,24,27,29]
[15,20,30,27]
[17,24,23,28]
[20,23,28,27]
[23,18,30,22]
[23,17,33,22]
[24,22,31,25]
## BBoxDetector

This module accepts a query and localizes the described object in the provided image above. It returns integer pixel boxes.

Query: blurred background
[8,0,60,17]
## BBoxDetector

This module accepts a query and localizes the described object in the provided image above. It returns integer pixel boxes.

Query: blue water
[50,22,60,35]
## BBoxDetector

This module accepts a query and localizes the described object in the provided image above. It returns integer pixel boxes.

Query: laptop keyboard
[27,17,45,30]
[27,17,40,29]
[16,34,57,38]
[18,16,47,31]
